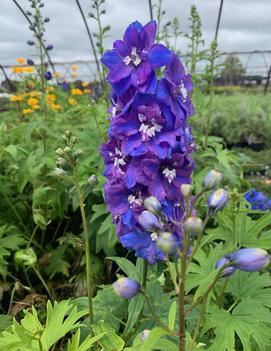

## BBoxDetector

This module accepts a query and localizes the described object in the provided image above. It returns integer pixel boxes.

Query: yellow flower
[68,98,77,106]
[22,108,33,114]
[32,105,40,110]
[53,72,61,78]
[51,103,61,111]
[10,95,23,102]
[29,91,41,97]
[27,81,35,89]
[27,97,39,106]
[71,65,78,71]
[83,89,91,94]
[23,66,35,73]
[16,58,26,64]
[81,81,89,87]
[46,94,57,104]
[71,73,78,78]
[45,86,55,93]
[11,67,23,74]
[71,88,83,96]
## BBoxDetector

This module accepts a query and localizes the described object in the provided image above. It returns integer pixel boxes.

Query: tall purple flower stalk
[100,21,196,264]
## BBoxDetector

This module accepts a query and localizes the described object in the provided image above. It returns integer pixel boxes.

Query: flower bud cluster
[100,20,196,263]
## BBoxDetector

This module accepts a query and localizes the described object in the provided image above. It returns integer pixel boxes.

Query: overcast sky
[1,0,271,78]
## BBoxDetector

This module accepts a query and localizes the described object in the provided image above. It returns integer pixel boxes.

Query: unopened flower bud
[14,248,37,267]
[140,329,150,342]
[184,217,203,237]
[55,147,65,157]
[215,257,236,277]
[208,189,229,214]
[156,232,177,255]
[46,44,53,51]
[88,174,98,185]
[74,149,83,158]
[230,248,270,272]
[144,196,161,213]
[44,17,50,22]
[27,40,35,46]
[56,158,66,167]
[203,170,222,190]
[54,167,66,176]
[113,278,140,299]
[26,10,32,16]
[180,184,192,198]
[138,210,161,232]
[64,130,71,138]
[63,146,71,154]
[27,58,35,66]
[44,71,52,80]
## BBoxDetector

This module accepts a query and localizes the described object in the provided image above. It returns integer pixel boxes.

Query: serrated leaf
[92,321,125,351]
[122,294,144,338]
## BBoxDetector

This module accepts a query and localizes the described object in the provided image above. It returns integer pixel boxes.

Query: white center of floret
[162,168,176,183]
[179,81,188,101]
[123,47,141,66]
[128,194,143,207]
[138,113,162,139]
[113,147,126,168]
[151,232,158,241]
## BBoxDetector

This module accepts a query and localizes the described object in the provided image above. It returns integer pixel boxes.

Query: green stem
[3,193,29,235]
[216,277,228,307]
[166,260,179,294]
[27,225,39,248]
[32,266,53,300]
[74,178,94,332]
[189,296,207,351]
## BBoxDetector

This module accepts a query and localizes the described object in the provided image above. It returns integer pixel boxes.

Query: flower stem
[74,178,94,332]
[32,266,53,300]
[188,296,207,351]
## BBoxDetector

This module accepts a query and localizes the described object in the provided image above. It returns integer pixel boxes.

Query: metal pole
[215,0,224,41]
[148,0,153,21]
[264,65,271,95]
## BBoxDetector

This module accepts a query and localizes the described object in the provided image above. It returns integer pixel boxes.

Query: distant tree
[220,54,246,85]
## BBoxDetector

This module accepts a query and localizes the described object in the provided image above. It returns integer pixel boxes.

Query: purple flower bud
[184,217,203,237]
[26,11,32,16]
[43,61,49,67]
[230,248,270,272]
[46,44,54,51]
[203,170,222,190]
[113,278,140,299]
[138,210,161,232]
[27,40,35,46]
[39,3,44,7]
[144,196,161,213]
[180,184,192,198]
[27,58,35,66]
[44,17,50,23]
[156,232,177,255]
[208,189,229,214]
[140,329,150,342]
[215,257,236,277]
[44,71,52,80]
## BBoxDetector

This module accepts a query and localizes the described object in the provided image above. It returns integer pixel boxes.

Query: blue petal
[148,44,172,68]
[101,49,121,69]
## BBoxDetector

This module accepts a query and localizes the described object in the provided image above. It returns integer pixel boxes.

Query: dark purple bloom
[244,188,271,212]
[59,81,69,91]
[101,21,172,96]
[157,53,194,127]
[44,71,52,80]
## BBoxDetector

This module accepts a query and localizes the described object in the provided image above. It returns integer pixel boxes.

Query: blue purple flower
[113,277,140,299]
[100,20,195,263]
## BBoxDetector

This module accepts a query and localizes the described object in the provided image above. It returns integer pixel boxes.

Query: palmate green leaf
[44,246,70,279]
[107,257,140,280]
[203,299,271,351]
[67,329,106,351]
[122,294,144,339]
[0,225,26,279]
[185,244,226,294]
[227,271,271,308]
[92,321,125,351]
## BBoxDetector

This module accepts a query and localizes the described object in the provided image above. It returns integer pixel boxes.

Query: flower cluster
[244,188,271,211]
[100,21,196,263]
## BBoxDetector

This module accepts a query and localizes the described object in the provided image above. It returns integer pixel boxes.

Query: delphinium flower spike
[100,20,196,264]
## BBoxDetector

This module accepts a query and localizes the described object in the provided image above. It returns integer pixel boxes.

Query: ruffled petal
[113,40,129,58]
[107,63,133,83]
[101,49,121,69]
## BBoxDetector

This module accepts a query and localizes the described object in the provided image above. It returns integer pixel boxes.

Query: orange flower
[22,108,33,114]
[11,67,23,74]
[71,65,78,71]
[29,91,41,97]
[71,88,83,96]
[27,97,39,106]
[83,89,91,94]
[51,103,61,111]
[10,95,23,102]
[23,66,35,73]
[68,98,77,106]
[53,72,61,78]
[16,58,26,64]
